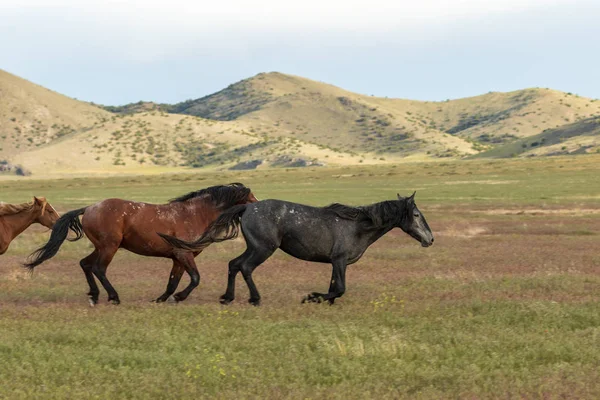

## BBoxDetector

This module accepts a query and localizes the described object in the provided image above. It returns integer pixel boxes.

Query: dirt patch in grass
[436,225,489,238]
[442,180,519,185]
[477,208,600,216]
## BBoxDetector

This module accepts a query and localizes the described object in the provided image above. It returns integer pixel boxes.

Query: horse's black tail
[158,204,248,252]
[24,207,87,270]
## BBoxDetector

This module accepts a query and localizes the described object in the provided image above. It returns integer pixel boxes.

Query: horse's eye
[413,213,420,218]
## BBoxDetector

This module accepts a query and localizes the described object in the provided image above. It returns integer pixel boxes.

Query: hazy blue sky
[1,0,599,105]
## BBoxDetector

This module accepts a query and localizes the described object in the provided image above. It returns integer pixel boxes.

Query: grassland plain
[0,155,599,399]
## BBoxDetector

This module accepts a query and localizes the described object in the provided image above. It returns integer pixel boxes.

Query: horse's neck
[357,201,404,247]
[186,198,222,224]
[2,210,38,241]
[361,224,395,249]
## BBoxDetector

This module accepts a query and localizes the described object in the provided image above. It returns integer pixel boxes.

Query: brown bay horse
[25,183,258,306]
[0,197,60,255]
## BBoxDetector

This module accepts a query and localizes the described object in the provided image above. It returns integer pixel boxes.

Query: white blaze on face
[47,203,60,217]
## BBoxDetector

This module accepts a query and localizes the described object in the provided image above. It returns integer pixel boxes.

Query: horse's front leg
[302,258,347,305]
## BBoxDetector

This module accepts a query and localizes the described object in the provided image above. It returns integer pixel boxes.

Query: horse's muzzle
[421,237,434,247]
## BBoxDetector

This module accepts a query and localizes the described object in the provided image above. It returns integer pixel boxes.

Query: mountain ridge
[2,69,599,177]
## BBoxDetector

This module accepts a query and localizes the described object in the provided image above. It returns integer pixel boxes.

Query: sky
[1,0,599,105]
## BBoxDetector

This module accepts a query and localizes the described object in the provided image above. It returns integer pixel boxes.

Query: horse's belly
[121,225,172,256]
[279,236,331,263]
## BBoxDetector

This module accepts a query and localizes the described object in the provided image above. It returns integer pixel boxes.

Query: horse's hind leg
[220,253,245,305]
[91,246,120,305]
[172,252,200,302]
[154,260,185,303]
[224,245,275,306]
[80,250,100,306]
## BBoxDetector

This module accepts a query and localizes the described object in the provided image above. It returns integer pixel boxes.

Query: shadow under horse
[0,197,60,255]
[25,183,258,305]
[159,192,434,305]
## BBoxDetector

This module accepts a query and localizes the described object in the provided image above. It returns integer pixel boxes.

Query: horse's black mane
[170,183,250,210]
[324,200,408,229]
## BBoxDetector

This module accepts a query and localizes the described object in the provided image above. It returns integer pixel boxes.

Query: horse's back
[241,199,353,261]
[83,198,206,256]
[244,199,346,226]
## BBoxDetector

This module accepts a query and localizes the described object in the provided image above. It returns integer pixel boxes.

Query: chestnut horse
[0,197,60,255]
[25,183,258,306]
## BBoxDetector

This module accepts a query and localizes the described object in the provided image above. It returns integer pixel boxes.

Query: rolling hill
[2,69,599,177]
[473,116,600,158]
[168,72,478,158]
[165,72,600,158]
[0,69,110,160]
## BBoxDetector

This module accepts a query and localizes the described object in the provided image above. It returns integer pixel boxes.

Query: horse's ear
[34,197,47,213]
[397,193,402,200]
[407,191,416,204]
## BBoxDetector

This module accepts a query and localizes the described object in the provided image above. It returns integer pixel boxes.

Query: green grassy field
[1,155,599,399]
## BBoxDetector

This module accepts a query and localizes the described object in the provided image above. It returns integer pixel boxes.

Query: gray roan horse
[159,192,434,305]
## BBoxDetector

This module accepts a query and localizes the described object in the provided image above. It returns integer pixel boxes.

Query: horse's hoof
[219,297,233,305]
[248,298,261,307]
[167,295,178,304]
[109,299,120,305]
[173,294,185,303]
[88,296,98,307]
[302,293,323,304]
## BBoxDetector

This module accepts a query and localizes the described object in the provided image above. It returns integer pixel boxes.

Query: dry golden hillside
[417,88,600,141]
[172,72,600,157]
[0,69,110,159]
[1,70,374,176]
[2,69,600,177]
[172,72,478,158]
[473,116,600,158]
[11,111,380,176]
